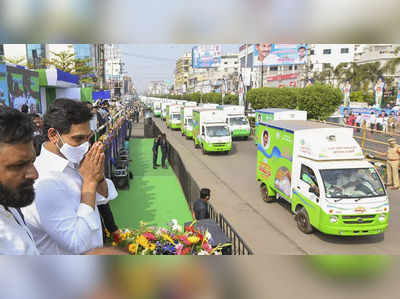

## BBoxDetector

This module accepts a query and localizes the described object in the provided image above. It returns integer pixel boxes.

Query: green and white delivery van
[221,105,251,139]
[193,108,232,154]
[255,109,307,144]
[152,101,162,117]
[181,106,196,138]
[256,120,388,236]
[198,103,219,109]
[161,102,169,120]
[184,101,197,107]
[166,104,182,130]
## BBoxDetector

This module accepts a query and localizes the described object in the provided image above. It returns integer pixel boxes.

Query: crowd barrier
[152,120,254,255]
[93,110,131,181]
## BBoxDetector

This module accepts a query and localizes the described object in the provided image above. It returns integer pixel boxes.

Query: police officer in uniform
[386,138,400,189]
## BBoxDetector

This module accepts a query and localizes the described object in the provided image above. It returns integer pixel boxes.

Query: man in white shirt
[22,99,118,255]
[0,107,39,255]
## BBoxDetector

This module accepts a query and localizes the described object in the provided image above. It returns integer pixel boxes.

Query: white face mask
[56,132,89,164]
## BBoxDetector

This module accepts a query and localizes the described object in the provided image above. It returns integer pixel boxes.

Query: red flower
[196,233,204,241]
[181,247,191,255]
[113,231,120,243]
[179,235,192,246]
[143,232,156,241]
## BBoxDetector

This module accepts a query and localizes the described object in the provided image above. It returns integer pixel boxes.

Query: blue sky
[120,44,240,94]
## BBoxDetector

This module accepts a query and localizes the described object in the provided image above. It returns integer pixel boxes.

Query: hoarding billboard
[192,45,221,68]
[253,44,307,67]
[6,65,40,113]
[0,64,8,106]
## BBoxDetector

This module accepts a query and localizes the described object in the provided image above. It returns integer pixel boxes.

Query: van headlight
[378,214,386,222]
[329,216,338,224]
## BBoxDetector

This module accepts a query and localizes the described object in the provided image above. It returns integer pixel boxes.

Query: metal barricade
[207,203,254,255]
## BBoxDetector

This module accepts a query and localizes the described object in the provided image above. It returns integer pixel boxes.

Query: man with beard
[21,99,118,255]
[0,107,39,255]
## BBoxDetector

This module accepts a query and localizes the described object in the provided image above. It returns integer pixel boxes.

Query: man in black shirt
[192,188,211,220]
[153,134,161,169]
[160,133,168,169]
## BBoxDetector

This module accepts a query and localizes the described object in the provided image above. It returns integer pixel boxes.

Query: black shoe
[162,165,167,169]
[153,166,157,169]
[156,164,161,166]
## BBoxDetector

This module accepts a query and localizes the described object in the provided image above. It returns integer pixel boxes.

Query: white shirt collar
[38,144,75,172]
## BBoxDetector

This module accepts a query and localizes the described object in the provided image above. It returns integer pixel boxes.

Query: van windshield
[187,118,193,126]
[172,113,181,120]
[320,168,386,199]
[206,126,229,137]
[230,117,248,126]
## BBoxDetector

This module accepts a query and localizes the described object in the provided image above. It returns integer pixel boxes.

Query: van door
[296,164,320,206]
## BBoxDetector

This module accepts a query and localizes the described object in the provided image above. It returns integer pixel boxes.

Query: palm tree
[4,56,27,66]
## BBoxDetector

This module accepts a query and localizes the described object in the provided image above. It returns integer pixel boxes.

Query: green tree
[4,56,27,66]
[41,51,75,72]
[73,58,95,84]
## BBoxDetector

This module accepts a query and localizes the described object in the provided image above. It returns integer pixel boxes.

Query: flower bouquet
[112,220,231,255]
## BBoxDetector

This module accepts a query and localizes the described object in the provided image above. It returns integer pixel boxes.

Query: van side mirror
[309,186,320,197]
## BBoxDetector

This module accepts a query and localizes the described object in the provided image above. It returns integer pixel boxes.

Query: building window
[270,66,278,71]
[294,65,298,70]
[224,62,228,65]
[323,49,331,55]
[310,64,314,70]
[289,65,293,71]
[234,61,238,64]
[224,68,228,72]
[310,49,315,55]
[341,48,349,54]
[184,67,189,72]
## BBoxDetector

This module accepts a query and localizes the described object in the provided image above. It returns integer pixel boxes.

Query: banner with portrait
[374,77,385,108]
[253,44,307,67]
[342,80,351,107]
[6,65,40,113]
[0,64,8,106]
[396,80,400,106]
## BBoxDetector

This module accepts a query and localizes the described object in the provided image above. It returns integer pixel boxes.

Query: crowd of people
[0,98,139,255]
[344,109,400,135]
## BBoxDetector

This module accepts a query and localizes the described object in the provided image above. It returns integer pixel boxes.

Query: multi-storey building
[174,52,192,94]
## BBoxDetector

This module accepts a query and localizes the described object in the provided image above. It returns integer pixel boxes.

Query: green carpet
[110,139,192,230]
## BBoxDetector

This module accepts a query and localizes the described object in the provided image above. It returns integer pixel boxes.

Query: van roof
[257,108,299,113]
[263,120,342,132]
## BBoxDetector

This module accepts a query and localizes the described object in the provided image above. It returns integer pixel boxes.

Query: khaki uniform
[387,116,396,135]
[387,144,400,187]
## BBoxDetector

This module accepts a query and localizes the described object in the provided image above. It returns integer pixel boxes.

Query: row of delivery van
[141,96,389,237]
[141,97,251,155]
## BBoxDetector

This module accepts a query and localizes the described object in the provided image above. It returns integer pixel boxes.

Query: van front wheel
[295,207,314,234]
[260,184,274,203]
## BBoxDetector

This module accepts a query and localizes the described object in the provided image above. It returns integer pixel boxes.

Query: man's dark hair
[263,130,269,138]
[200,188,210,199]
[162,133,166,137]
[0,107,34,144]
[43,98,93,141]
[298,46,306,51]
[21,104,29,113]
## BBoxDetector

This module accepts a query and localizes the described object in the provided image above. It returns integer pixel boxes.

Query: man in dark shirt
[153,134,161,169]
[160,133,168,169]
[192,188,211,220]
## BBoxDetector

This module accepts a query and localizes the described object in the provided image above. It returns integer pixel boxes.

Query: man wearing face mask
[21,99,118,255]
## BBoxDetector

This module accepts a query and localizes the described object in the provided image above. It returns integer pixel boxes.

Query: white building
[104,44,123,81]
[308,44,355,73]
[2,44,28,62]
